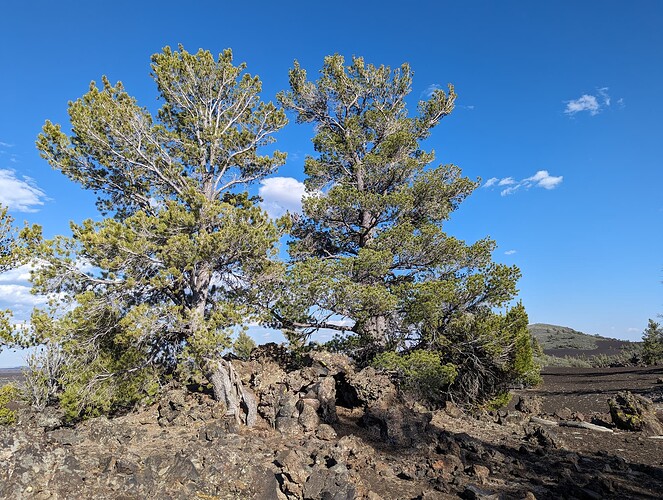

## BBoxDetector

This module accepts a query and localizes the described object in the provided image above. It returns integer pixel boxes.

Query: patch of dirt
[525,366,663,414]
[511,365,663,468]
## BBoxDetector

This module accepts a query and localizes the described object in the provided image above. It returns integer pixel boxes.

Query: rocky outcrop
[608,391,663,435]
[4,353,663,499]
[515,395,542,415]
[233,348,430,446]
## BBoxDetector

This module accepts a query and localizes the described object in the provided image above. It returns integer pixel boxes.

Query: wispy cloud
[564,87,622,116]
[0,262,60,322]
[258,176,307,219]
[504,250,517,255]
[565,94,600,115]
[0,169,47,212]
[0,284,49,309]
[423,84,442,98]
[483,170,563,196]
[0,141,13,148]
[0,264,33,283]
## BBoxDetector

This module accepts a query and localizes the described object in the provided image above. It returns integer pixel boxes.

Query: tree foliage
[0,206,35,350]
[0,206,16,347]
[16,48,540,416]
[269,55,537,404]
[232,329,257,360]
[32,46,286,420]
[642,319,663,366]
[0,383,20,426]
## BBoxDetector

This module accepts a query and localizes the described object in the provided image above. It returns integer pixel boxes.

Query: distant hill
[528,323,637,358]
[0,367,24,386]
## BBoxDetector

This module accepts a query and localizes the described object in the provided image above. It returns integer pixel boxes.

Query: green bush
[485,392,512,411]
[0,383,20,425]
[233,330,257,361]
[432,303,541,406]
[372,350,457,405]
[642,319,663,366]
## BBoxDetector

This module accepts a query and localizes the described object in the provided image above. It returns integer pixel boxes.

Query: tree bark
[205,358,257,427]
[360,315,389,349]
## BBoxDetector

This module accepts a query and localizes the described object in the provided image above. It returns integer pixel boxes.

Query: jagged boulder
[608,391,663,435]
[346,366,398,408]
[361,405,432,447]
[515,395,542,415]
[238,347,432,445]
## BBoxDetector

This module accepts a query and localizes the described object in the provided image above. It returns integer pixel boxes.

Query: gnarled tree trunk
[205,358,257,427]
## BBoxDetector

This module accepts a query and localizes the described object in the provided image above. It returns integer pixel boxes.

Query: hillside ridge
[528,323,637,357]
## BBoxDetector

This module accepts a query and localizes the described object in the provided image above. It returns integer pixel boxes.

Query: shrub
[22,342,65,410]
[0,383,20,425]
[372,350,457,405]
[485,392,512,411]
[233,330,257,361]
[437,303,541,405]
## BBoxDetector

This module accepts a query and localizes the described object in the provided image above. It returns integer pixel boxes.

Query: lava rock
[608,391,663,435]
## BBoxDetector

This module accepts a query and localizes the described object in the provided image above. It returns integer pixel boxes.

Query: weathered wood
[205,358,257,427]
[530,416,613,433]
[529,416,559,426]
[559,420,613,433]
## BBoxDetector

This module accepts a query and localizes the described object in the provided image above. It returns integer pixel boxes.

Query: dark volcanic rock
[516,395,542,415]
[608,391,663,435]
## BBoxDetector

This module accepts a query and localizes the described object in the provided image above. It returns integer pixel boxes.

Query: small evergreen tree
[233,330,256,360]
[642,319,663,366]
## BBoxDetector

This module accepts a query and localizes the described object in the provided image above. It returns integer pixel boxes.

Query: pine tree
[642,319,663,366]
[32,46,287,421]
[271,55,535,404]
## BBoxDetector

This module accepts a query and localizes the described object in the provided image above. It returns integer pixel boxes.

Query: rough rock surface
[3,355,663,499]
[608,391,663,435]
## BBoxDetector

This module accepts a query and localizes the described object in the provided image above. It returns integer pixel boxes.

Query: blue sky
[1,1,661,366]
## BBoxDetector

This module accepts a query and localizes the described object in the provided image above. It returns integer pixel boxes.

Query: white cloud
[500,186,520,196]
[525,170,564,190]
[498,177,516,186]
[0,284,49,309]
[504,250,517,255]
[0,262,54,322]
[259,177,307,219]
[598,87,610,106]
[0,264,33,283]
[484,170,563,196]
[564,87,622,116]
[565,94,600,116]
[0,141,13,148]
[0,169,47,212]
[423,84,442,98]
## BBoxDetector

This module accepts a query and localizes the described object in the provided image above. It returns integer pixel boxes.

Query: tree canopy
[0,206,19,348]
[32,46,287,420]
[642,319,663,366]
[268,55,536,402]
[9,48,539,418]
